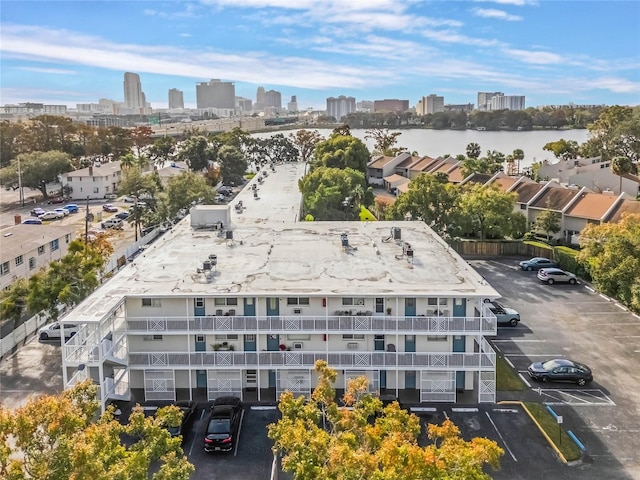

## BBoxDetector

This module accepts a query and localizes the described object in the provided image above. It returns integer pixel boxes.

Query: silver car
[537,268,577,285]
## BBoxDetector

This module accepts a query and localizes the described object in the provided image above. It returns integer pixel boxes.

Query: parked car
[537,268,578,285]
[527,358,593,386]
[518,257,558,271]
[103,203,118,212]
[31,207,45,217]
[204,396,243,452]
[38,211,63,221]
[486,300,520,326]
[167,401,197,441]
[101,218,123,230]
[115,211,130,220]
[47,196,68,204]
[105,193,118,200]
[39,322,78,340]
[54,207,70,217]
[22,218,43,225]
[63,204,79,213]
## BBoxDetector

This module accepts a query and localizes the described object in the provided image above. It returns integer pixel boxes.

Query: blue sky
[1,0,639,110]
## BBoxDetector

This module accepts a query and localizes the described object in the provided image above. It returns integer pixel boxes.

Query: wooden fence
[448,240,553,259]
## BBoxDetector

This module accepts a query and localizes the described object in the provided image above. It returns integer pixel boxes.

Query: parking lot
[472,258,640,480]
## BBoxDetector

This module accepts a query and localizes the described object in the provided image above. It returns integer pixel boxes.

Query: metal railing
[126,314,497,335]
[127,350,496,370]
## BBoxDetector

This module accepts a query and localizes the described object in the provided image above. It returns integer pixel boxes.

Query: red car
[47,196,69,204]
[102,204,118,213]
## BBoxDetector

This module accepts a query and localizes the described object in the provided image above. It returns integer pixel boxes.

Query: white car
[54,207,70,217]
[38,211,63,221]
[39,322,78,340]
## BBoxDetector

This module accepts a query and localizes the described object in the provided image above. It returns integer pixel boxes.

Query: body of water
[254,128,590,170]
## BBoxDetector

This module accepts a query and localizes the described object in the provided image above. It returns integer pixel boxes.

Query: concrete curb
[498,400,568,464]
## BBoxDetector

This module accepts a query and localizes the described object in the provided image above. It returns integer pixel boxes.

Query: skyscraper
[326,96,356,121]
[123,72,146,111]
[168,88,184,109]
[196,79,235,109]
[477,92,503,111]
[255,86,266,110]
[287,95,298,112]
[264,90,282,109]
[416,94,444,115]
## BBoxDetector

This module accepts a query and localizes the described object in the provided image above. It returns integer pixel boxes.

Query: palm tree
[611,156,633,194]
[119,153,136,170]
[466,142,481,159]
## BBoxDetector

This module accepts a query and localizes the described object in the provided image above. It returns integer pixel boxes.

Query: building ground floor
[120,367,495,405]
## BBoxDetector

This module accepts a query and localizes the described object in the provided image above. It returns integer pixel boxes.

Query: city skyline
[1,1,639,110]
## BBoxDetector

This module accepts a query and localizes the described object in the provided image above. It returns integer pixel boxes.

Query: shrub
[554,245,591,280]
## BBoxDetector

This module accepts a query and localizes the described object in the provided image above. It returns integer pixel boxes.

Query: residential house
[367,152,411,186]
[0,224,76,290]
[562,191,628,244]
[65,163,122,200]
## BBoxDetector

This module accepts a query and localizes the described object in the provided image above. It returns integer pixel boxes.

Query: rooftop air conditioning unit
[292,342,303,350]
[293,308,303,315]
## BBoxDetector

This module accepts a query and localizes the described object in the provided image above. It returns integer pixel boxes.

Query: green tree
[289,129,324,163]
[364,128,406,156]
[24,115,76,154]
[535,209,561,240]
[460,150,504,179]
[543,139,580,161]
[580,105,640,162]
[299,167,366,220]
[119,152,138,170]
[611,155,635,193]
[312,134,370,174]
[0,120,27,168]
[148,135,177,167]
[578,213,640,312]
[104,126,133,160]
[0,151,72,199]
[178,135,217,172]
[268,360,503,480]
[388,173,461,237]
[218,145,247,186]
[130,126,154,157]
[0,278,30,329]
[458,185,521,240]
[466,142,481,159]
[0,380,194,480]
[154,171,216,225]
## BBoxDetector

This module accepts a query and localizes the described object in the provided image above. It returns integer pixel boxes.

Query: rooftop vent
[202,260,212,271]
[226,230,233,240]
[341,233,349,248]
[208,254,217,266]
[392,226,401,240]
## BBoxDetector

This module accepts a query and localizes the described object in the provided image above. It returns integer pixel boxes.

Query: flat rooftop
[64,162,498,323]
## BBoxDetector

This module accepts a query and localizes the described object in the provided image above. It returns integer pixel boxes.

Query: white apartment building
[416,95,444,115]
[489,94,525,111]
[65,163,122,200]
[326,96,356,121]
[0,224,76,290]
[60,163,499,410]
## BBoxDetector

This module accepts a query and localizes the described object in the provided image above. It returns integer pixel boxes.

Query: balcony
[126,313,497,335]
[127,350,495,370]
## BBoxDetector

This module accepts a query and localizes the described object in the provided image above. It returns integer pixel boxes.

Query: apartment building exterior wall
[326,96,356,121]
[65,163,122,200]
[196,79,236,109]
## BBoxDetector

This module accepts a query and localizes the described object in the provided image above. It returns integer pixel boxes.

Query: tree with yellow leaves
[268,360,503,480]
[0,380,194,480]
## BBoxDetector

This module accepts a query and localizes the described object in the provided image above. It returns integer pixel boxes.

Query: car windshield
[208,418,231,434]
[542,360,563,370]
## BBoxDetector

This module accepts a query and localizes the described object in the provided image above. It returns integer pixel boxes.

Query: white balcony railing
[127,350,495,370]
[126,314,497,335]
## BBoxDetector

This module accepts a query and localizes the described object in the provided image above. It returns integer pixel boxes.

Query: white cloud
[472,0,534,6]
[472,8,522,21]
[421,29,502,48]
[503,48,564,65]
[17,66,76,75]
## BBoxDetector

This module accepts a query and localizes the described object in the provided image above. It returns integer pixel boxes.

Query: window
[287,334,310,341]
[142,298,161,307]
[50,239,59,251]
[195,298,205,308]
[427,297,447,305]
[67,177,72,182]
[427,335,447,341]
[375,298,384,313]
[93,187,99,193]
[214,298,238,306]
[342,334,364,340]
[38,245,45,255]
[143,334,163,341]
[65,234,71,244]
[0,262,9,276]
[342,297,365,306]
[15,255,23,266]
[287,297,310,306]
[214,334,239,340]
[29,257,36,270]
[520,204,526,210]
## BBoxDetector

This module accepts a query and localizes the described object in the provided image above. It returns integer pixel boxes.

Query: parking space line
[599,294,611,301]
[518,373,531,388]
[596,322,640,326]
[492,339,547,342]
[504,357,514,368]
[485,411,517,462]
[615,303,627,311]
[535,388,616,406]
[584,286,595,293]
[234,409,245,457]
[506,354,564,357]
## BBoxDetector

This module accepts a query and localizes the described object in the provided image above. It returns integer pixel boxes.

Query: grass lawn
[524,402,582,462]
[496,355,526,391]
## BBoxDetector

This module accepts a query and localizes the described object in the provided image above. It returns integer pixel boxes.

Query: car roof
[541,267,564,273]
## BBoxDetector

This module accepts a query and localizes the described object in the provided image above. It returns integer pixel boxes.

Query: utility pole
[17,155,24,207]
[84,196,90,252]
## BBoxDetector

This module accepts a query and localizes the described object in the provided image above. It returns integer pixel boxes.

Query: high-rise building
[196,79,236,109]
[357,100,374,112]
[477,92,503,111]
[287,95,298,112]
[236,97,253,112]
[255,86,266,110]
[265,90,282,109]
[326,96,356,121]
[168,88,184,109]
[489,95,525,111]
[416,95,444,115]
[123,72,147,112]
[373,99,409,113]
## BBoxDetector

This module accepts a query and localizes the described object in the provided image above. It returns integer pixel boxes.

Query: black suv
[203,396,243,452]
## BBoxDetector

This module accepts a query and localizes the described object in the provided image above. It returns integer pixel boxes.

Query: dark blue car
[518,257,558,271]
